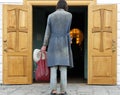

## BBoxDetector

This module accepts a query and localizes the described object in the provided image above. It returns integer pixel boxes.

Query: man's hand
[41,46,46,51]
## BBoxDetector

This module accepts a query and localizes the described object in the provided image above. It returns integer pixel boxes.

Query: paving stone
[108,90,120,95]
[0,83,120,95]
[103,86,120,90]
[93,91,109,95]
[0,91,7,95]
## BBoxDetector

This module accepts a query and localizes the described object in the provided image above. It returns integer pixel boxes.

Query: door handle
[4,47,7,52]
[112,40,116,52]
[3,40,7,45]
[3,40,7,42]
[3,40,7,52]
[4,49,7,52]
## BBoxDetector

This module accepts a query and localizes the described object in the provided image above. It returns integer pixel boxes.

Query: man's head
[56,0,68,11]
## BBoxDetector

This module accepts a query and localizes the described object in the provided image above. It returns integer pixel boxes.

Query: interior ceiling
[33,6,87,13]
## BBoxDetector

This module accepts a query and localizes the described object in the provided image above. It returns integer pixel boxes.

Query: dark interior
[33,6,88,82]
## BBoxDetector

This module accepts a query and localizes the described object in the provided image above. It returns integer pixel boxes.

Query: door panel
[3,5,32,84]
[8,56,25,76]
[19,32,28,51]
[7,32,16,51]
[88,5,117,84]
[8,9,17,29]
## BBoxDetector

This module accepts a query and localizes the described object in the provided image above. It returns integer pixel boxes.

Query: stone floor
[0,83,120,95]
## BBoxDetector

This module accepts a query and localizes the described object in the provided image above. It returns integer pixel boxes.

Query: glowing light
[70,28,83,45]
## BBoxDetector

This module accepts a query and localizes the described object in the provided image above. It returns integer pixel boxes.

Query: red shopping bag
[35,51,50,82]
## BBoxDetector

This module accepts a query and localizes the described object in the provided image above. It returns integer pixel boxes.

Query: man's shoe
[50,92,57,95]
[60,92,67,95]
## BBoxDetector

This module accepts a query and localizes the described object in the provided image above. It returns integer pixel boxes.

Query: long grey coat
[43,9,73,68]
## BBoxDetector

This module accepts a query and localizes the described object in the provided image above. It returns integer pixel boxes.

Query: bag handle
[39,50,46,60]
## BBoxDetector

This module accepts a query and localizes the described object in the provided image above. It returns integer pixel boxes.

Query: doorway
[33,6,88,83]
[3,1,116,85]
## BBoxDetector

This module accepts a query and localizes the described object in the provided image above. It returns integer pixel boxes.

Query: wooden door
[3,5,32,84]
[88,4,117,84]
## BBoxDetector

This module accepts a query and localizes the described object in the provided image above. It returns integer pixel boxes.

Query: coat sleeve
[68,14,72,43]
[43,15,51,46]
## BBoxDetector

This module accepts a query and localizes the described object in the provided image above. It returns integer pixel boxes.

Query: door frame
[24,0,96,5]
[25,0,96,84]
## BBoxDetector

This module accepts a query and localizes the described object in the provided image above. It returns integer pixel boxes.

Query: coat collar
[56,9,65,11]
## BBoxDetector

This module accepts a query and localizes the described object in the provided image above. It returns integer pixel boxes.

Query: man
[41,0,73,95]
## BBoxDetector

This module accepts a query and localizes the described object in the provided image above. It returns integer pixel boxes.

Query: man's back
[49,9,72,35]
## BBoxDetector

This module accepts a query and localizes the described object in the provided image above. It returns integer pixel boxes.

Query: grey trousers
[50,66,67,92]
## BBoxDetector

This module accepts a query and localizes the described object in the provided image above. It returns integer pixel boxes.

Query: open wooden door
[88,4,117,84]
[3,5,32,84]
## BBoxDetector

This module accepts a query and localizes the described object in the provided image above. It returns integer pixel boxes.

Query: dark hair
[56,0,68,11]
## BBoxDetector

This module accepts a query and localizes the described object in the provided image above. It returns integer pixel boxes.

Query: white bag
[33,49,46,63]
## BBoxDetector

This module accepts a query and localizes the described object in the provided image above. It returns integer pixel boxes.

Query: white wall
[0,0,23,3]
[117,5,120,84]
[97,0,120,4]
[0,0,120,84]
[0,3,3,84]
